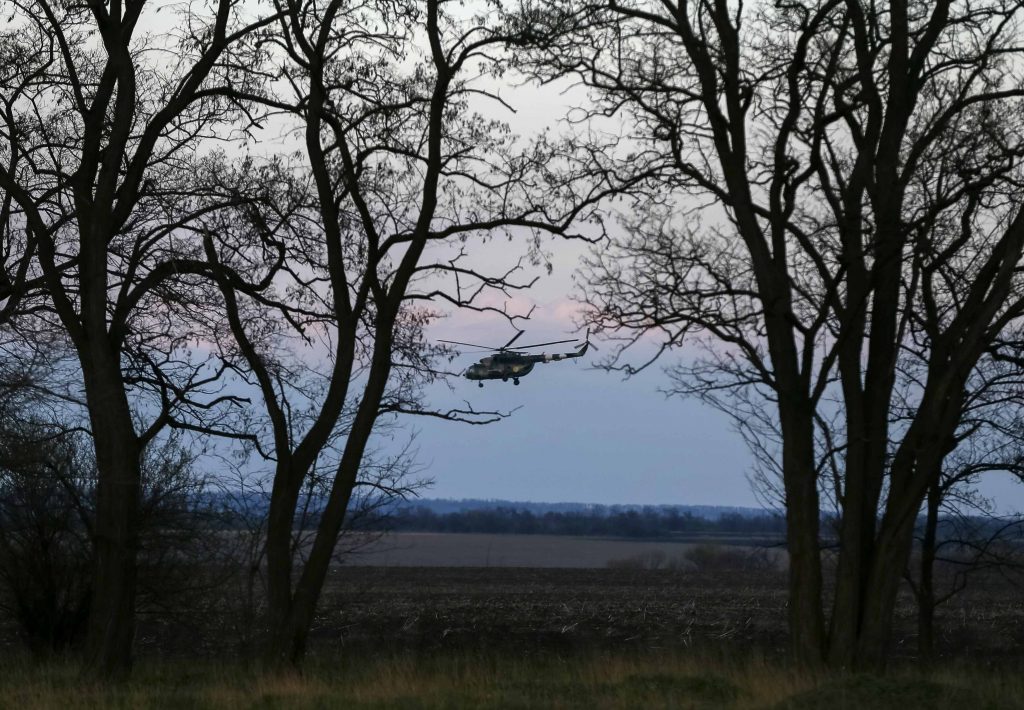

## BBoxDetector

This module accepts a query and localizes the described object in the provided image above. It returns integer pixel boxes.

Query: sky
[408,294,1024,511]
[110,3,1024,513]
[406,200,762,509]
[390,78,761,507]
[123,4,772,511]
[407,346,761,508]
[374,66,1024,513]
[411,256,1024,512]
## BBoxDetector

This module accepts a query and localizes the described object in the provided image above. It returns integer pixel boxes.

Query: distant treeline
[364,505,788,538]
[397,498,769,520]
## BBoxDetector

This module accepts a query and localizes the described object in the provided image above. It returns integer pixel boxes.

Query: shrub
[0,420,226,656]
[681,544,778,572]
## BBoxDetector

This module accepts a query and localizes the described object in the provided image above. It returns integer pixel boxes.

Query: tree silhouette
[534,0,1024,667]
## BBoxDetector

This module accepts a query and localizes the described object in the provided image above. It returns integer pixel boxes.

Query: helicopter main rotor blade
[438,338,498,350]
[513,338,579,349]
[500,330,526,350]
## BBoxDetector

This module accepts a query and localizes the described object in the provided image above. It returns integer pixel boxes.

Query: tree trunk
[827,446,891,667]
[853,527,915,668]
[852,382,964,668]
[827,436,870,667]
[852,464,926,670]
[263,464,305,666]
[261,318,397,669]
[917,481,941,661]
[780,408,825,667]
[262,453,368,669]
[281,430,369,666]
[81,354,142,678]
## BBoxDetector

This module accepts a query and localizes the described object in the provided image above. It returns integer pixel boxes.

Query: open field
[118,559,1024,663]
[5,535,1024,707]
[304,565,1024,662]
[342,532,786,568]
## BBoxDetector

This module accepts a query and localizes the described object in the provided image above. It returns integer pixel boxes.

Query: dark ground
[314,567,790,655]
[121,564,1024,664]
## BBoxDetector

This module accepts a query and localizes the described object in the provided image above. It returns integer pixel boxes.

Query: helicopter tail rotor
[578,329,597,353]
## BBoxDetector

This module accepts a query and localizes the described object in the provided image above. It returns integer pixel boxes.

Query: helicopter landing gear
[501,376,508,382]
[478,381,484,388]
[513,378,520,385]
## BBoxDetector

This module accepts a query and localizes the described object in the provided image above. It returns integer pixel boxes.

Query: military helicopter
[439,330,591,386]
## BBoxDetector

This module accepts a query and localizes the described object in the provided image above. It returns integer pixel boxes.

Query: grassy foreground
[0,650,1021,710]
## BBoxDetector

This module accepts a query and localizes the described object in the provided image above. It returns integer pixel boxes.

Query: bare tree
[533,0,1024,667]
[899,348,1024,659]
[908,486,1024,660]
[193,0,608,667]
[0,0,283,675]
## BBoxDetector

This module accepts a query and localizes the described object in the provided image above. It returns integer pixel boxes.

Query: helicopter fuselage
[465,354,536,382]
[464,343,588,385]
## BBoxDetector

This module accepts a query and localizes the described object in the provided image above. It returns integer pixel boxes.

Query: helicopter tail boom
[538,339,589,363]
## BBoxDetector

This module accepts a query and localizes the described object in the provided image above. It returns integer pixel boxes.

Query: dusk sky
[420,226,1024,510]
[383,78,1024,514]
[414,218,1024,513]
[414,285,1024,512]
[411,346,759,507]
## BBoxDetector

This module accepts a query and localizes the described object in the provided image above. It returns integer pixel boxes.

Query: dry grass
[0,651,1021,709]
